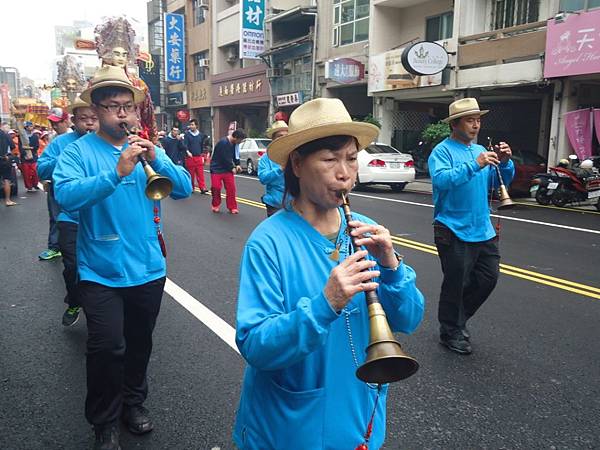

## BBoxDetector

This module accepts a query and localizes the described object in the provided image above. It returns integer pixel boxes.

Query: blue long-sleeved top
[233,208,424,449]
[210,137,240,173]
[160,135,187,165]
[53,133,192,287]
[257,154,285,208]
[37,131,83,223]
[183,130,205,156]
[428,137,515,242]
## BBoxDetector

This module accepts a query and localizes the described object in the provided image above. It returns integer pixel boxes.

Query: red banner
[564,109,593,160]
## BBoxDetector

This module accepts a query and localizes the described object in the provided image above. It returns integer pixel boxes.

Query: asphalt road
[1,173,599,450]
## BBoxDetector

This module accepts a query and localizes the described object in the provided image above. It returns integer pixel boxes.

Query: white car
[238,138,271,175]
[356,143,415,191]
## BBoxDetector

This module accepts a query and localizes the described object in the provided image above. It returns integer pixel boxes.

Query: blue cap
[24,121,33,127]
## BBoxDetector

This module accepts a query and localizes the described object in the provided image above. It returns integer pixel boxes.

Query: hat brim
[268,121,380,166]
[442,109,489,123]
[47,115,64,122]
[266,126,288,139]
[80,80,145,105]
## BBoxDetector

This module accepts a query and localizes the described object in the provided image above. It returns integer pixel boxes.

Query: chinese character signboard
[138,54,161,106]
[325,59,365,84]
[164,13,185,82]
[240,0,265,59]
[368,48,442,94]
[544,9,600,78]
[564,109,593,160]
[276,92,303,107]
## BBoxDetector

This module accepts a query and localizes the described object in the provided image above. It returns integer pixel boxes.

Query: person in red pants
[210,129,246,213]
[18,121,40,191]
[183,119,208,194]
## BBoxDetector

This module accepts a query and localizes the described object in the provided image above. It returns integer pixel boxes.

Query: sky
[0,0,149,84]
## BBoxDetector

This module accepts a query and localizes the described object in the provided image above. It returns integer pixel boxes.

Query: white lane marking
[164,278,239,354]
[233,173,600,235]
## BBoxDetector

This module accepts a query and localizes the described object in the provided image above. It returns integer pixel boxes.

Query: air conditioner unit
[198,58,210,67]
[266,68,281,78]
[195,0,209,8]
[225,47,238,62]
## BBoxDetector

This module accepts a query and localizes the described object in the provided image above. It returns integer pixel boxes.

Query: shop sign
[240,0,265,59]
[276,92,303,107]
[0,84,9,116]
[544,9,600,78]
[138,54,161,107]
[228,121,238,136]
[564,109,593,160]
[167,91,186,107]
[401,42,448,76]
[190,86,209,104]
[325,58,365,84]
[368,47,443,94]
[164,13,186,82]
[217,78,264,97]
[176,109,190,122]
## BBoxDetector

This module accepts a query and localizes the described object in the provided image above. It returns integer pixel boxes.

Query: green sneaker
[62,306,81,327]
[39,249,62,260]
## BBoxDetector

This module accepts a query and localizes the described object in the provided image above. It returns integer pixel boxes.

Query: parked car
[356,143,415,192]
[238,138,271,175]
[509,150,547,196]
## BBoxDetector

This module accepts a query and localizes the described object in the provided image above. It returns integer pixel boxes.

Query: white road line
[164,278,239,354]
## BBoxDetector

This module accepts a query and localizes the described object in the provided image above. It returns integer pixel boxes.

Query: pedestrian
[0,122,17,206]
[53,65,192,450]
[428,98,514,355]
[210,129,245,214]
[38,96,99,326]
[233,98,424,449]
[160,126,186,166]
[38,131,50,156]
[258,120,288,217]
[38,108,72,261]
[18,121,40,192]
[183,118,208,193]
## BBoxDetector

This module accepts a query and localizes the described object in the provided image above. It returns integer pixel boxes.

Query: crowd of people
[2,61,515,450]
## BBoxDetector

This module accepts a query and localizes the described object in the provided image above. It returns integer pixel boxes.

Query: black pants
[434,222,500,335]
[57,221,79,307]
[79,277,165,426]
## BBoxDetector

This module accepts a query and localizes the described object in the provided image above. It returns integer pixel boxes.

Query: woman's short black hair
[90,86,134,105]
[283,135,357,204]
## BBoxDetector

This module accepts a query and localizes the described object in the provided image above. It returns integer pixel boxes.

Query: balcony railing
[457,20,546,69]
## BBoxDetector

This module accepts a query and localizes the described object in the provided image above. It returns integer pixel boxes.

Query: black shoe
[94,424,120,450]
[62,306,81,327]
[200,189,209,195]
[122,404,153,435]
[440,332,472,355]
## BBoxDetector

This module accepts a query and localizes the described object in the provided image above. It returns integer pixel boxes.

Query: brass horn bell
[356,300,420,384]
[142,162,173,201]
[497,184,515,210]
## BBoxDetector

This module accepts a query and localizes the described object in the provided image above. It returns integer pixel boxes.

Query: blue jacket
[53,133,192,287]
[233,209,424,449]
[183,130,205,156]
[37,131,84,223]
[257,154,285,208]
[428,137,515,242]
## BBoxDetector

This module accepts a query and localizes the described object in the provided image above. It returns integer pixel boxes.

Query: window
[193,0,207,26]
[492,0,540,30]
[273,55,312,94]
[332,0,369,47]
[426,12,453,41]
[193,52,208,81]
[559,0,600,10]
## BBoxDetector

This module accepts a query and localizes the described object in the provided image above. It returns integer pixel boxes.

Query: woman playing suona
[233,98,425,449]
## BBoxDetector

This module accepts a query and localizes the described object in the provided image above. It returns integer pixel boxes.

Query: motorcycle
[529,171,561,205]
[550,165,600,210]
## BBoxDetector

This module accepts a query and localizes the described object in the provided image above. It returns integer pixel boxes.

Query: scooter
[529,171,561,205]
[550,164,600,210]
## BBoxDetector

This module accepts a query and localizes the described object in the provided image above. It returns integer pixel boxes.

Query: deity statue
[94,16,158,142]
[56,55,86,107]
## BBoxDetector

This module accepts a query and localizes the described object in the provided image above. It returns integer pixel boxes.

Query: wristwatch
[380,252,403,271]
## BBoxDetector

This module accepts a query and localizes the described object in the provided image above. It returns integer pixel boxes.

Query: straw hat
[80,65,145,104]
[67,96,91,114]
[267,98,379,166]
[442,98,489,123]
[266,120,288,139]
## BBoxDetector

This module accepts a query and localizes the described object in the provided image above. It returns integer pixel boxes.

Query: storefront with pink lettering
[545,8,600,164]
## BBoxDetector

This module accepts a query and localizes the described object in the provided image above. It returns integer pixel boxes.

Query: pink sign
[595,109,600,144]
[544,9,600,78]
[564,109,593,160]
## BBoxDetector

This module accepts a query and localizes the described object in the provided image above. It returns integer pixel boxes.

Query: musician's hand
[349,221,397,269]
[127,135,156,161]
[116,144,145,178]
[233,165,242,174]
[324,250,380,311]
[476,151,500,168]
[495,142,512,163]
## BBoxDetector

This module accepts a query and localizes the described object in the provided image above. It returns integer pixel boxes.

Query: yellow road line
[231,195,600,300]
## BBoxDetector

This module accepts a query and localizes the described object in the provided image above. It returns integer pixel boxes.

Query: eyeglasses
[97,103,136,114]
